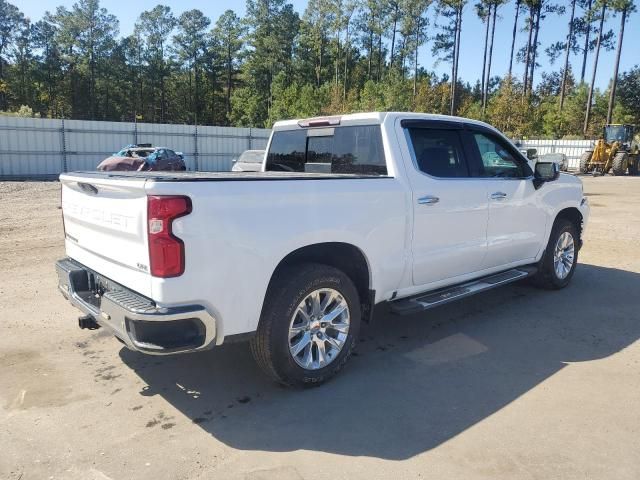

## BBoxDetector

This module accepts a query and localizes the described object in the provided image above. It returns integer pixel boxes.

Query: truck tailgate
[60,174,152,297]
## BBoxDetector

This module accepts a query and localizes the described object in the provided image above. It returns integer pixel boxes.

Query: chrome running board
[388,267,536,316]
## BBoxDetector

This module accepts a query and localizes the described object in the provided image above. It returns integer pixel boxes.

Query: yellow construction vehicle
[579,124,639,176]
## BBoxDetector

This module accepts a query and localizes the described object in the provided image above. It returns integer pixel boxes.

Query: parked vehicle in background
[518,147,567,173]
[538,152,569,172]
[57,112,589,387]
[519,148,537,161]
[97,144,186,172]
[231,149,265,172]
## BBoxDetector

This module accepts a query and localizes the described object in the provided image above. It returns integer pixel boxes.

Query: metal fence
[0,115,596,178]
[0,116,271,178]
[514,139,594,170]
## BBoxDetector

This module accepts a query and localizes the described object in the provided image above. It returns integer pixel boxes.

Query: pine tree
[137,5,176,122]
[212,10,245,123]
[606,0,635,124]
[173,9,210,124]
[0,0,23,110]
[583,0,606,135]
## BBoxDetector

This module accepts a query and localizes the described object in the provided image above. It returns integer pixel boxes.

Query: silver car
[231,150,265,172]
[538,152,569,172]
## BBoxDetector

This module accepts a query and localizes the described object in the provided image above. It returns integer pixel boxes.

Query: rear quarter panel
[145,177,409,339]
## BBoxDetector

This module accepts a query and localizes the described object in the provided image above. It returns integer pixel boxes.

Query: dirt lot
[1,177,639,480]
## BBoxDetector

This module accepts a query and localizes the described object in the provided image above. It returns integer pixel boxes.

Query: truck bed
[63,170,390,182]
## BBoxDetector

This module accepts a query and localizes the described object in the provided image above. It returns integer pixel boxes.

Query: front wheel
[250,263,361,387]
[611,152,628,176]
[532,219,579,289]
[579,151,592,174]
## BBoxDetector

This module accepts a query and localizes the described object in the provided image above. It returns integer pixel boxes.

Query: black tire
[579,151,592,174]
[531,218,579,290]
[628,156,638,176]
[611,152,628,176]
[250,263,361,387]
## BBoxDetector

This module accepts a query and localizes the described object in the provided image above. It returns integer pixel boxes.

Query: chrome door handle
[418,195,440,205]
[490,192,507,200]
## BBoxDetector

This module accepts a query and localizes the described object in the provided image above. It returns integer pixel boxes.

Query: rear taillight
[147,195,192,278]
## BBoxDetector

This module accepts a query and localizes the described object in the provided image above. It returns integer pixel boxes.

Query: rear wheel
[579,151,592,174]
[250,263,361,387]
[611,152,628,176]
[532,218,579,290]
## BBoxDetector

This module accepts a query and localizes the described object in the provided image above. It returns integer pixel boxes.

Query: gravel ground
[1,177,639,480]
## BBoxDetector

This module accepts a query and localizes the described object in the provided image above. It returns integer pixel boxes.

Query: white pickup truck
[56,112,589,386]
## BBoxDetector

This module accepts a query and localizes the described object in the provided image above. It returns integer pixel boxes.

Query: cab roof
[272,112,387,130]
[271,111,498,132]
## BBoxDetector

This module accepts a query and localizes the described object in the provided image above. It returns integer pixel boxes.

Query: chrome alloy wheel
[288,288,350,370]
[553,231,575,280]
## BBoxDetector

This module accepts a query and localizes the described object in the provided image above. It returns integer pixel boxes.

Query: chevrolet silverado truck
[56,112,589,386]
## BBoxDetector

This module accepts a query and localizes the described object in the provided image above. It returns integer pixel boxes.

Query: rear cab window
[265,125,387,175]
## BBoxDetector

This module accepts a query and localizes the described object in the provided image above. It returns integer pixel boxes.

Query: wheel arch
[555,207,584,249]
[266,242,375,323]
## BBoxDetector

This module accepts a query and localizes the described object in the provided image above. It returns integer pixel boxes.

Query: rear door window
[265,125,387,175]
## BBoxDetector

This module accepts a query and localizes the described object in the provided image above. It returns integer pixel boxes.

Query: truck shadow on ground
[120,263,640,460]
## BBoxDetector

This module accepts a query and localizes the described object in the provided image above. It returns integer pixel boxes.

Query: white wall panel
[515,139,594,170]
[5,116,598,177]
[0,116,271,177]
[67,154,108,172]
[0,152,62,176]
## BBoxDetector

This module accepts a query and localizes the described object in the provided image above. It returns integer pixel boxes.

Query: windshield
[604,125,631,143]
[114,148,154,158]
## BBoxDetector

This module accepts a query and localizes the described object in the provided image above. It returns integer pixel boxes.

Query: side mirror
[533,162,559,189]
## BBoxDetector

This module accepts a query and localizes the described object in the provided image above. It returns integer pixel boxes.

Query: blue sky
[15,0,640,90]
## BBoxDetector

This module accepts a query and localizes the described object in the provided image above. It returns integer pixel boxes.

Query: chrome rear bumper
[56,258,216,354]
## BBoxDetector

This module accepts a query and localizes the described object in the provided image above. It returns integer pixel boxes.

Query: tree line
[0,0,637,138]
